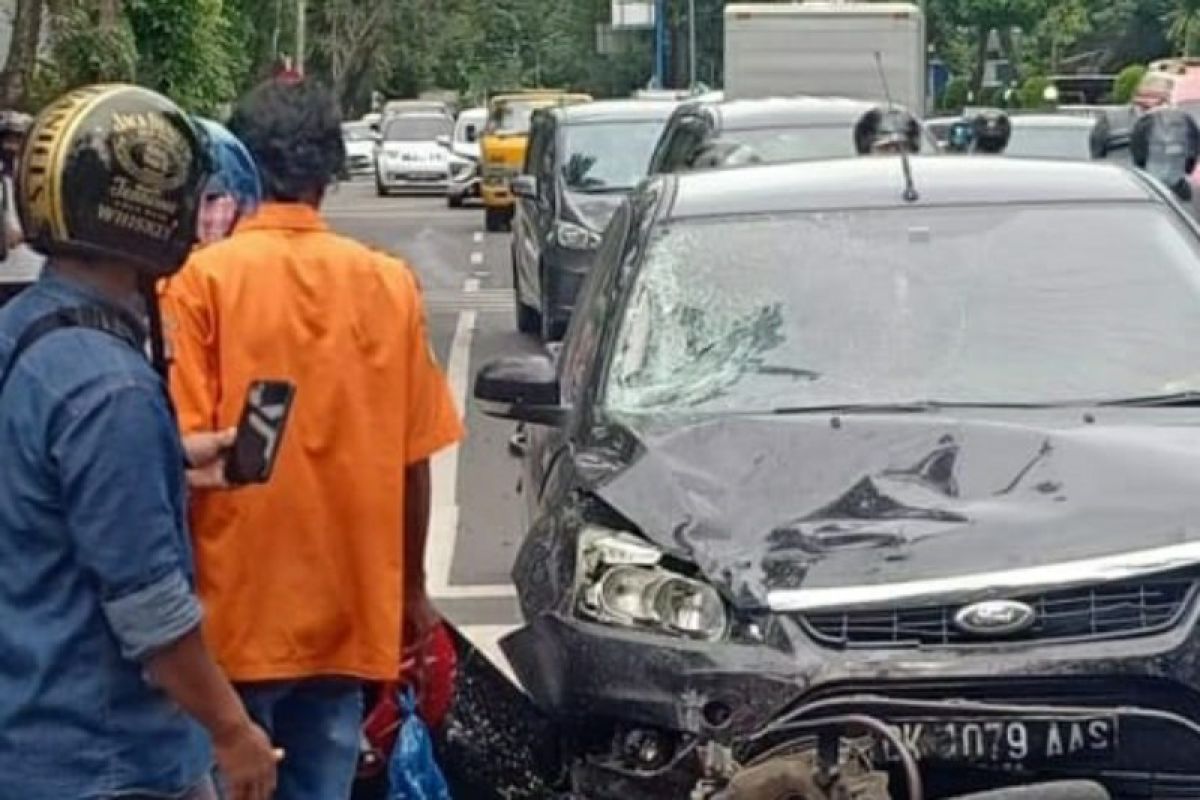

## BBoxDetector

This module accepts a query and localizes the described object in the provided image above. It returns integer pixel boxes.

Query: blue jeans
[233,680,363,800]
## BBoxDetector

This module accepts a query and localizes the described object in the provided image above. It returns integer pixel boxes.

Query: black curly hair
[229,78,345,202]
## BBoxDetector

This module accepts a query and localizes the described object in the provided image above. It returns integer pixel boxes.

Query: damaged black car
[471,156,1200,799]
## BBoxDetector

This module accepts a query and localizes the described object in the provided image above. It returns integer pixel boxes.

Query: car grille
[483,164,518,180]
[799,569,1199,649]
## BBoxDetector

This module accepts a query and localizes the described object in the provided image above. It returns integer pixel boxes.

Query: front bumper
[376,163,448,190]
[448,176,480,200]
[502,604,1200,798]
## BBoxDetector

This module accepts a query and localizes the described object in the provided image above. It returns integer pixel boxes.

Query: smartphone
[224,379,296,485]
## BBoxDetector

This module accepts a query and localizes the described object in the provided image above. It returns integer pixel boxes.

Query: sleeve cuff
[102,569,203,661]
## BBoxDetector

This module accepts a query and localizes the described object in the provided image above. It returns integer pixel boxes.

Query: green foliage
[124,0,245,115]
[1115,63,1148,101]
[1018,74,1052,107]
[942,76,971,110]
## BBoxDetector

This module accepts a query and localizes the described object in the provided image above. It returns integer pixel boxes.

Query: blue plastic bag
[388,687,452,800]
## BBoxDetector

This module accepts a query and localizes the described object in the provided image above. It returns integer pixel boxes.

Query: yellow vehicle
[481,91,592,232]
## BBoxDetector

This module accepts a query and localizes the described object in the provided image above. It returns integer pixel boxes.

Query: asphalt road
[324,179,537,676]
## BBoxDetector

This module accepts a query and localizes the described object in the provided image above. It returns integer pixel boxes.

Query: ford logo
[953,600,1037,637]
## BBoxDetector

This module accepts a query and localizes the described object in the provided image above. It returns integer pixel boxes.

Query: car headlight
[577,528,728,641]
[556,221,601,250]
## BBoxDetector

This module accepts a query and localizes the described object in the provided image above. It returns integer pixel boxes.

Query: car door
[515,112,551,308]
[525,203,633,520]
[529,116,560,306]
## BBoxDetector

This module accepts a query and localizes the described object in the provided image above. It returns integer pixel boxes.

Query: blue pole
[654,0,668,88]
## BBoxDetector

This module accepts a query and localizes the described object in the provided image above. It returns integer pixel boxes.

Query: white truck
[724,2,927,114]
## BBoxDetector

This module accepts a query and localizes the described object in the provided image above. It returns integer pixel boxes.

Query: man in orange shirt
[163,78,463,799]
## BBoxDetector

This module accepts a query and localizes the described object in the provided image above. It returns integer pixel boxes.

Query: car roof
[680,96,883,130]
[552,99,677,123]
[1010,114,1101,129]
[665,157,1155,219]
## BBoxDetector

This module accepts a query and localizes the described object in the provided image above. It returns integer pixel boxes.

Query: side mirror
[436,134,451,150]
[512,174,539,200]
[474,354,565,425]
[465,124,479,143]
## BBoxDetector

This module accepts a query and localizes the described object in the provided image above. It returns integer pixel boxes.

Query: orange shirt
[163,202,463,682]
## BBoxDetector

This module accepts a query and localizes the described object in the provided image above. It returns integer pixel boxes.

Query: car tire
[514,254,541,335]
[448,193,464,209]
[538,262,567,342]
[485,208,505,232]
[375,181,388,197]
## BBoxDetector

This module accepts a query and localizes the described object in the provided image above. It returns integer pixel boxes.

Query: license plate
[878,716,1118,764]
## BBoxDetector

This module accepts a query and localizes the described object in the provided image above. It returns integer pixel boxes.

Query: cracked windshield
[608,205,1200,413]
[9,1,1200,799]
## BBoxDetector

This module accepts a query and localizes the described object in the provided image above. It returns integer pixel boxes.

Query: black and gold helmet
[17,84,210,277]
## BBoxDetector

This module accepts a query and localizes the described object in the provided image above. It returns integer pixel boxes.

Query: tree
[1,0,45,107]
[1115,63,1148,101]
[1168,0,1200,54]
[308,0,394,109]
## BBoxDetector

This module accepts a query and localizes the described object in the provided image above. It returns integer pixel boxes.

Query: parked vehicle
[648,96,936,175]
[481,91,592,232]
[382,98,456,119]
[1004,114,1112,160]
[440,107,486,209]
[474,156,1200,799]
[342,121,377,176]
[724,2,926,112]
[373,113,453,196]
[511,100,674,341]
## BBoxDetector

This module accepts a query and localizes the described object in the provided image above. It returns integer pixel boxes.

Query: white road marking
[473,231,484,244]
[469,251,484,267]
[426,276,517,604]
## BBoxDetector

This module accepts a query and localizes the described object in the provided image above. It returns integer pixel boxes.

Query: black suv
[473,156,1200,799]
[510,100,673,341]
[648,95,936,174]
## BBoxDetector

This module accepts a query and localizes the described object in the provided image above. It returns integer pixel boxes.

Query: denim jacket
[0,271,211,798]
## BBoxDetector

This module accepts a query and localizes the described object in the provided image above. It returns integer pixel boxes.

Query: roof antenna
[874,50,919,203]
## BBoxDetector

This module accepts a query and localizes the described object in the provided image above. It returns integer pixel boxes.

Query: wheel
[448,193,464,209]
[514,254,541,334]
[485,207,505,232]
[538,263,567,342]
[375,181,388,197]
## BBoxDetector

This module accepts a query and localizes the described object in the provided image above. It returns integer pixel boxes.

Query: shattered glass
[605,204,1200,416]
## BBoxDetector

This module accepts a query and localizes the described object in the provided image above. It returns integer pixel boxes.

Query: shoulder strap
[0,304,145,399]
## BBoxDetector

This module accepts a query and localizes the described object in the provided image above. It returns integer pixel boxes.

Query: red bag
[359,623,458,779]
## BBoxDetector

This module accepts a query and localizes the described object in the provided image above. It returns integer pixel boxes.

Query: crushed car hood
[593,411,1200,611]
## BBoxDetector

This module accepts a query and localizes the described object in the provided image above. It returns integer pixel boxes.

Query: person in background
[164,77,463,800]
[0,84,277,800]
[971,110,1012,155]
[0,110,43,305]
[1131,107,1200,206]
[854,107,922,155]
[193,117,263,245]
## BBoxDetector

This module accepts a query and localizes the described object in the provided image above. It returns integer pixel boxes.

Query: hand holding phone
[224,380,296,485]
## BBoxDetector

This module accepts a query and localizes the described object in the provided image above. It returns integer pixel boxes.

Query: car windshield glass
[724,124,861,163]
[1005,125,1093,159]
[562,120,666,192]
[342,124,373,141]
[383,116,452,142]
[605,203,1200,414]
[492,101,540,134]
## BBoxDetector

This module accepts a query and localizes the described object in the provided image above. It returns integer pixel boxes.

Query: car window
[383,116,452,142]
[561,120,668,192]
[342,124,373,141]
[524,113,547,174]
[560,204,632,405]
[489,100,540,135]
[605,202,1200,415]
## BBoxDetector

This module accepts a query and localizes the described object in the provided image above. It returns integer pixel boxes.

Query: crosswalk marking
[423,289,513,313]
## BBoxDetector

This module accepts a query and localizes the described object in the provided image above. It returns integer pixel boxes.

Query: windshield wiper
[1099,391,1200,408]
[772,400,1058,415]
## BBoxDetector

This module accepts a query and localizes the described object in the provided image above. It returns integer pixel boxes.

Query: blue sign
[929,60,951,100]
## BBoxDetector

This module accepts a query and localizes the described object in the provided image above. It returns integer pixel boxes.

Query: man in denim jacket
[0,85,278,800]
